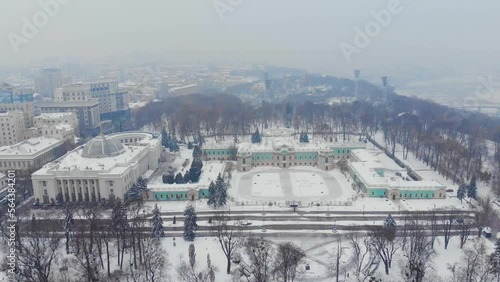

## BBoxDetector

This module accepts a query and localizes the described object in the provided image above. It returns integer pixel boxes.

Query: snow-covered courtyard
[231,167,352,202]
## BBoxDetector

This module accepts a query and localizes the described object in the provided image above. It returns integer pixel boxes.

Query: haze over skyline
[1,0,499,77]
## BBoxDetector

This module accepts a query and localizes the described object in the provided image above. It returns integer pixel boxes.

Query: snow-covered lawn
[251,173,283,197]
[290,172,329,197]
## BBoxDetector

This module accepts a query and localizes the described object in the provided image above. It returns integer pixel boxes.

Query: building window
[109,181,114,186]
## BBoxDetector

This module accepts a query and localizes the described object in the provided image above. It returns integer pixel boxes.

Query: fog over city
[1,0,499,73]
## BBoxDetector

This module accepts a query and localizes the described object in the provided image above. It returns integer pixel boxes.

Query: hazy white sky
[1,0,499,75]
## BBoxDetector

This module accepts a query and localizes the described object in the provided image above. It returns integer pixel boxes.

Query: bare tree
[72,204,102,282]
[345,232,379,282]
[272,242,306,282]
[428,209,440,249]
[474,196,496,238]
[442,209,456,249]
[399,216,434,282]
[370,226,400,275]
[211,212,244,274]
[234,237,275,282]
[16,216,61,282]
[126,237,170,282]
[450,242,496,282]
[329,236,348,282]
[459,219,473,249]
[61,203,76,255]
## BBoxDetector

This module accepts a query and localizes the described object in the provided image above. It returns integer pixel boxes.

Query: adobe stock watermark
[213,0,244,21]
[340,0,409,64]
[7,0,72,54]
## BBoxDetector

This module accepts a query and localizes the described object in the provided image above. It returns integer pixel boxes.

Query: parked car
[395,172,402,177]
[482,227,492,238]
[240,220,252,226]
[446,189,454,193]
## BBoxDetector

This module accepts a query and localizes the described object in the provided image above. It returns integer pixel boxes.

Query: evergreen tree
[467,176,478,200]
[136,177,148,190]
[161,128,169,148]
[384,214,396,227]
[457,183,467,203]
[163,174,174,184]
[383,214,397,241]
[183,172,190,184]
[125,177,149,201]
[189,243,196,267]
[192,145,202,159]
[151,204,165,238]
[207,181,217,208]
[183,206,197,241]
[251,129,262,143]
[187,141,193,149]
[490,238,500,279]
[215,173,228,207]
[175,172,184,184]
[299,132,310,143]
[188,159,203,183]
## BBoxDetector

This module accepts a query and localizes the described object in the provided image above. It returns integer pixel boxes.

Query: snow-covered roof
[37,112,74,119]
[236,137,364,154]
[33,132,160,176]
[81,135,126,158]
[0,137,63,157]
[351,149,380,163]
[349,149,445,191]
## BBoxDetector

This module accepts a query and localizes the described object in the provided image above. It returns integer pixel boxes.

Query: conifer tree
[207,181,217,208]
[183,206,197,241]
[152,204,165,238]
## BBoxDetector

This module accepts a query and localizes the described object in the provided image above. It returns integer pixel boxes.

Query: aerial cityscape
[0,1,500,281]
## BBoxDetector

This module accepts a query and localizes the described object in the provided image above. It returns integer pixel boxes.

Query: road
[148,149,175,183]
[14,209,474,239]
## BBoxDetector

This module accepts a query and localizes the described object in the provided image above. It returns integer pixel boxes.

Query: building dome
[81,134,126,158]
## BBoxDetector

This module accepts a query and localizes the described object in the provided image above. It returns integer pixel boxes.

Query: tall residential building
[0,102,34,129]
[38,100,100,136]
[0,110,26,146]
[35,68,67,98]
[88,80,130,121]
[29,112,79,142]
[1,83,35,129]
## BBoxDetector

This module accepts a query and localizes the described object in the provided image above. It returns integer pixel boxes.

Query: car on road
[239,220,252,226]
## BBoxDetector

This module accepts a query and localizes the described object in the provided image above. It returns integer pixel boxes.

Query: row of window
[250,162,316,166]
[0,160,33,168]
[369,191,442,198]
[254,155,317,161]
[205,150,234,155]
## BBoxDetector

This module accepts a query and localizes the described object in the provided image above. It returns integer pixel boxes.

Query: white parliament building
[32,132,161,204]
